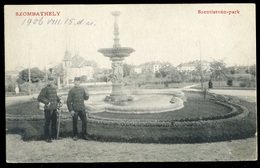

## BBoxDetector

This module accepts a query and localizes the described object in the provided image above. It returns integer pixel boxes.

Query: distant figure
[67,77,90,141]
[37,76,62,143]
[15,85,19,94]
[208,80,213,89]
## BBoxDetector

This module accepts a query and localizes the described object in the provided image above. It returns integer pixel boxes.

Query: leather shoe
[45,139,52,143]
[73,136,78,141]
[52,137,62,140]
[82,135,90,140]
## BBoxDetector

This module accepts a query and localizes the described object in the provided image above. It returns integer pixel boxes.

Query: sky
[5,4,256,71]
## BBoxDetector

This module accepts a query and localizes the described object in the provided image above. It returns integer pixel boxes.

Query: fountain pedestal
[111,83,125,96]
[98,11,135,103]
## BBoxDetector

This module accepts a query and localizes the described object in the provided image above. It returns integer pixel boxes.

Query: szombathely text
[16,11,61,16]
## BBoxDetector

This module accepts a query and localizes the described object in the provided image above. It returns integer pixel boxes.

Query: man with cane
[56,100,63,139]
[37,76,62,143]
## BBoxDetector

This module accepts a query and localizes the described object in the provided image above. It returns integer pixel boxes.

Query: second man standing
[67,77,90,141]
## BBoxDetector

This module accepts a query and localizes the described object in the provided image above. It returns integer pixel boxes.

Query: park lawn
[168,82,196,88]
[6,100,43,115]
[5,91,256,142]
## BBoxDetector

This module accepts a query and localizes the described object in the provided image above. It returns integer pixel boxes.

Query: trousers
[72,111,87,136]
[44,109,57,139]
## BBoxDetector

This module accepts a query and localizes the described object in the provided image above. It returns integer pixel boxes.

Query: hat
[74,77,81,81]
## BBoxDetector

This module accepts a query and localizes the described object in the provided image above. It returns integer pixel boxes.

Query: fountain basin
[86,94,184,114]
[58,89,187,114]
[98,47,135,59]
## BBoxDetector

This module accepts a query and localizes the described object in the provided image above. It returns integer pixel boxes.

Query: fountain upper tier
[98,11,135,61]
[98,47,135,60]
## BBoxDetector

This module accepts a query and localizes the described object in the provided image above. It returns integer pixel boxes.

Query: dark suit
[67,86,89,136]
[37,84,61,139]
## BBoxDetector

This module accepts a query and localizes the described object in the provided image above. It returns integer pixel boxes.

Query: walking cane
[57,103,62,139]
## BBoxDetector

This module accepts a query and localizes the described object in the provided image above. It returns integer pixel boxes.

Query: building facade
[62,50,95,86]
[141,61,162,73]
[177,60,210,72]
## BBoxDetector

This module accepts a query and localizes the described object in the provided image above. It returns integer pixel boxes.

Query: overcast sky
[5,4,256,71]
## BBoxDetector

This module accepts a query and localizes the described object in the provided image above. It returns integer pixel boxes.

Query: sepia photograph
[5,4,257,162]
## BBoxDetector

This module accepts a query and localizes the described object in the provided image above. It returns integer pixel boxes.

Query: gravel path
[6,134,257,162]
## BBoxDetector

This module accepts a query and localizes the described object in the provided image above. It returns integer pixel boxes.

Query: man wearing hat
[37,76,62,143]
[67,77,90,140]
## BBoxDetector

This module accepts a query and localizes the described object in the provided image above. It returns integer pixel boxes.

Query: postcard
[5,4,256,162]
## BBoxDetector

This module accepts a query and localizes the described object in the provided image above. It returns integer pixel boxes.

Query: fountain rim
[98,47,135,52]
[83,90,186,114]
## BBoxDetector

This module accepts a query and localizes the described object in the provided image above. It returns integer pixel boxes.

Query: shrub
[164,82,169,87]
[237,76,248,81]
[20,81,47,93]
[20,82,30,93]
[239,81,246,87]
[7,84,16,92]
[239,80,256,88]
[227,79,233,86]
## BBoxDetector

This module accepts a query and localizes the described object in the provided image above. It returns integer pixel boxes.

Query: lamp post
[196,41,203,91]
[28,42,31,95]
[241,54,254,80]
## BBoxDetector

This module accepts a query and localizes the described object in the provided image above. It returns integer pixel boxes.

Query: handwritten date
[21,17,96,26]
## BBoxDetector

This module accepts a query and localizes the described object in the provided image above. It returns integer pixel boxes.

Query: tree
[158,65,173,78]
[123,63,133,77]
[145,73,153,83]
[52,63,65,84]
[17,67,45,84]
[209,60,228,88]
[245,64,256,77]
[194,63,204,82]
[168,70,182,83]
[48,64,64,79]
[230,69,236,75]
[5,75,17,92]
[209,60,227,80]
[158,65,182,83]
[155,72,162,78]
[160,69,168,78]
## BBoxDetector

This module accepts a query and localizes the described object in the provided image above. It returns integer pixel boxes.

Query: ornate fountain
[95,11,185,112]
[98,11,135,102]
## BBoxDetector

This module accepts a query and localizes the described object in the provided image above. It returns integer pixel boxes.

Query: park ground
[6,134,257,162]
[5,85,257,162]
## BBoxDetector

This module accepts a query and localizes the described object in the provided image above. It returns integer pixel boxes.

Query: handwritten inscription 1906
[21,17,96,26]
